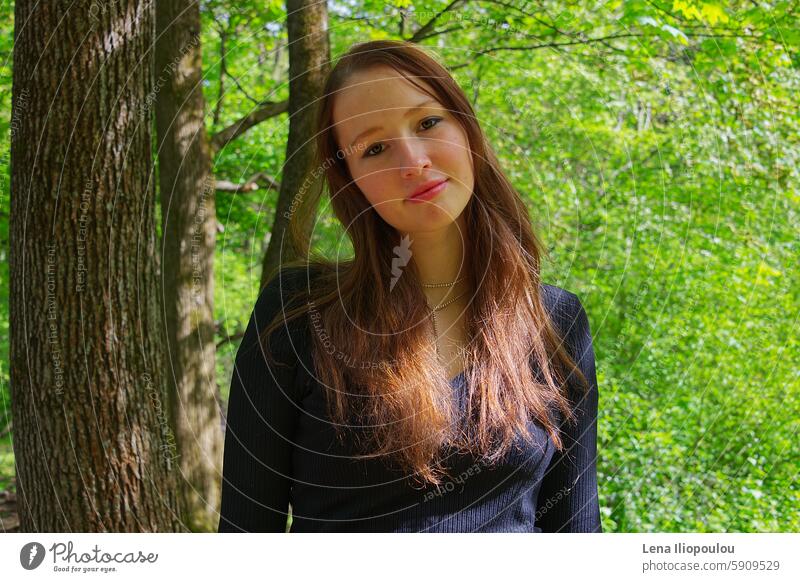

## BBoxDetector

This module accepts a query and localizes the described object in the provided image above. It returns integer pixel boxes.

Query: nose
[398,137,432,179]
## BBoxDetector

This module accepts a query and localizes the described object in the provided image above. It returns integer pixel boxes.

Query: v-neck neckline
[448,369,467,384]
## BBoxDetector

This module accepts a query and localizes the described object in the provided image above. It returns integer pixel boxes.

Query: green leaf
[661,23,689,45]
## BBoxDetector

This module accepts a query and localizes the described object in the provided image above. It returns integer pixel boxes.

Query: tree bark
[155,0,222,532]
[260,0,331,289]
[9,0,182,531]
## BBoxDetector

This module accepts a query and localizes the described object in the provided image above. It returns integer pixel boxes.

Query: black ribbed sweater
[218,267,601,533]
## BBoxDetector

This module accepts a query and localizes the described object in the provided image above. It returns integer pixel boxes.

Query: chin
[404,214,462,236]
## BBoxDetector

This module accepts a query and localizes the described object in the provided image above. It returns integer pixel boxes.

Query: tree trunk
[155,0,222,532]
[9,0,182,532]
[260,0,331,289]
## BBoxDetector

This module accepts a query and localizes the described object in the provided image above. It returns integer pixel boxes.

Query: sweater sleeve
[536,291,602,533]
[218,269,306,533]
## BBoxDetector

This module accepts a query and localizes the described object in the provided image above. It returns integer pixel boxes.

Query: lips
[408,178,448,202]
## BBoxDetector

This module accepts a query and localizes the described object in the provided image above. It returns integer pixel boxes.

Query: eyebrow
[347,99,441,150]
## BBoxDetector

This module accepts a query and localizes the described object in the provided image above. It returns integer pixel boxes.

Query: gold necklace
[428,291,467,354]
[421,277,464,288]
[421,276,466,357]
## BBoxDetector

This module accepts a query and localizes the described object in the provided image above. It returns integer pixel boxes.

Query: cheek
[355,172,402,208]
[440,129,472,177]
[354,173,380,202]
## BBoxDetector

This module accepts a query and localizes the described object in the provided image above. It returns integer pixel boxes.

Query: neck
[402,213,468,287]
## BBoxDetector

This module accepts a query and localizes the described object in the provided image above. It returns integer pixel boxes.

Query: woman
[218,40,601,533]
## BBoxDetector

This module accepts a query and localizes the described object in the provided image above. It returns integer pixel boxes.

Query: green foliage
[0,434,13,494]
[0,0,14,441]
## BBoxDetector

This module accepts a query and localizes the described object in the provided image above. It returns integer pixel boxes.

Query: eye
[420,116,443,130]
[362,117,443,158]
[364,143,385,157]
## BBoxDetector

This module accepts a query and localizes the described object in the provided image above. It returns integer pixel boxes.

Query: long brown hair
[259,39,589,487]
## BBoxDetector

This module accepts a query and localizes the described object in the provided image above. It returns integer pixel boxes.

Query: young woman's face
[332,65,475,235]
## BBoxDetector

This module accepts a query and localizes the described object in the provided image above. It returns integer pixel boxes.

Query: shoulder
[540,284,585,331]
[539,282,594,361]
[255,266,315,315]
[254,262,335,329]
[241,266,314,357]
[261,264,312,293]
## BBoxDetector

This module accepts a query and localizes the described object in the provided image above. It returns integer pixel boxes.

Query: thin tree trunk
[155,0,222,532]
[9,0,181,531]
[260,0,331,289]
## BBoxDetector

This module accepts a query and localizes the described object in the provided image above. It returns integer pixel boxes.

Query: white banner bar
[1,533,797,581]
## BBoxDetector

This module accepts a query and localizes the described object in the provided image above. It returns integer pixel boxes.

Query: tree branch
[225,69,264,106]
[215,320,246,348]
[408,0,468,42]
[216,331,245,348]
[210,100,289,153]
[479,0,569,36]
[414,24,465,41]
[448,33,646,69]
[447,28,783,71]
[215,171,281,193]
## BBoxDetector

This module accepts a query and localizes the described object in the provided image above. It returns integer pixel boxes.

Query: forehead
[332,66,440,135]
